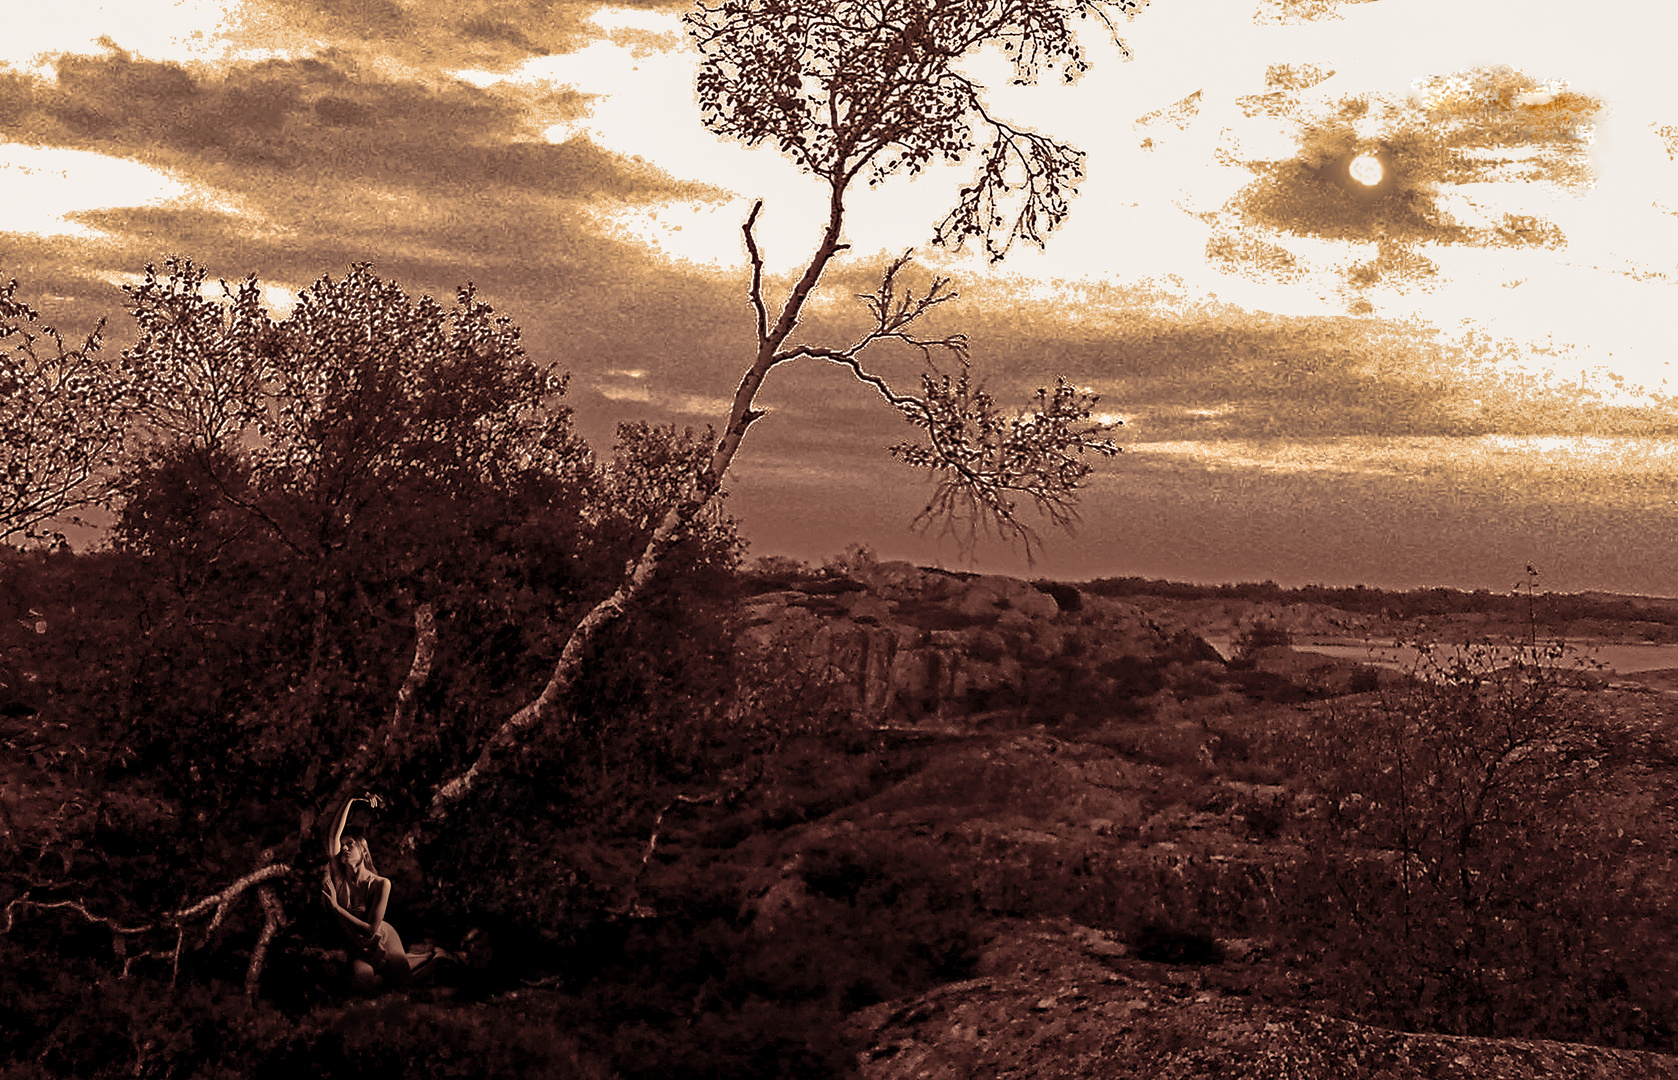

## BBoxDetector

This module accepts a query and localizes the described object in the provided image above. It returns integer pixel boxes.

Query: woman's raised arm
[324,795,358,862]
[323,792,384,861]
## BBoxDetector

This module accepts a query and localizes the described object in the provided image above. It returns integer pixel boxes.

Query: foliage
[1079,575,1678,636]
[70,260,762,856]
[688,0,1143,262]
[669,1,1129,576]
[118,258,271,451]
[120,259,584,557]
[1228,619,1292,667]
[0,277,124,543]
[894,372,1118,560]
[594,421,743,567]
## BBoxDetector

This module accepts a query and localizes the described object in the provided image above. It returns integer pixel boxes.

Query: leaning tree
[427,0,1139,822]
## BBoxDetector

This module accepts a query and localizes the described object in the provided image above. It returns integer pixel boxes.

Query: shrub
[1278,638,1678,1046]
[1228,620,1292,668]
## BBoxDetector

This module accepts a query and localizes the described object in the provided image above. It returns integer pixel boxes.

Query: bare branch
[1,895,154,937]
[774,253,968,374]
[330,600,437,814]
[2,857,295,989]
[245,884,285,1001]
[170,860,293,923]
[611,766,766,918]
[743,200,769,344]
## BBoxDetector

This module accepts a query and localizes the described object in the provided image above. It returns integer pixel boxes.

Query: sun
[1349,154,1384,186]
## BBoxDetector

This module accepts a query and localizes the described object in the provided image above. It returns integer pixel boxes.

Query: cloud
[2,47,710,201]
[0,19,1662,544]
[1212,64,1601,292]
[1236,63,1336,119]
[663,258,1678,460]
[1253,0,1379,25]
[212,0,689,73]
[1134,89,1203,151]
[0,34,731,387]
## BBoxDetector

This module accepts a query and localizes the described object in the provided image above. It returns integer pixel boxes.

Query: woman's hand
[362,793,384,812]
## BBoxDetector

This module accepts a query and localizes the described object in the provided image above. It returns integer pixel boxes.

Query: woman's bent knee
[349,958,381,995]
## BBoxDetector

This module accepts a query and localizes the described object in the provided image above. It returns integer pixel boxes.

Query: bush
[1228,620,1292,668]
[1277,638,1678,1046]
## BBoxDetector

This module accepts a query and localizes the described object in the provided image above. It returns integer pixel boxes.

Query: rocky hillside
[614,561,1678,1079]
[736,560,1355,728]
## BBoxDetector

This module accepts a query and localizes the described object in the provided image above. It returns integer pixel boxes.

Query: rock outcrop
[848,919,1678,1080]
[738,563,1221,726]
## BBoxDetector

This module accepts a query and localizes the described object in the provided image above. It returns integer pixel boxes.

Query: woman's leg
[402,943,450,984]
[375,923,414,990]
[349,957,381,995]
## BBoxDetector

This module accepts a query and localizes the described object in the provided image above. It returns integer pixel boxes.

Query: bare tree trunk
[322,600,437,821]
[425,196,849,824]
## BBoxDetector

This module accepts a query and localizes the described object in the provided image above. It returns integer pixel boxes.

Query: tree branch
[2,857,294,987]
[744,200,769,344]
[245,882,285,1001]
[329,600,437,817]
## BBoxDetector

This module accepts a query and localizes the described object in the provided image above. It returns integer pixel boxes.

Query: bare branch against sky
[3,0,1676,595]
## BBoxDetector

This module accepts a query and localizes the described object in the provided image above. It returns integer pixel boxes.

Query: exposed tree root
[245,881,285,1000]
[2,857,295,987]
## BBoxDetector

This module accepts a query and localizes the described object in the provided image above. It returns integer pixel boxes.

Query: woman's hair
[337,826,378,877]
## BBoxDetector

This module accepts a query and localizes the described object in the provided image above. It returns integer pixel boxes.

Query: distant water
[1294,642,1678,675]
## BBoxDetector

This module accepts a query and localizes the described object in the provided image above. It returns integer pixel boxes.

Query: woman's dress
[330,870,437,990]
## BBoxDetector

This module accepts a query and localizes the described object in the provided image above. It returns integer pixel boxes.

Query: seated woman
[321,793,454,995]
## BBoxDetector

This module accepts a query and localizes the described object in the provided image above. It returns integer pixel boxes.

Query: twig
[744,200,769,344]
[612,769,766,917]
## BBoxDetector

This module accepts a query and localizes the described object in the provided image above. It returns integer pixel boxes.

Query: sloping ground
[848,920,1678,1080]
[631,708,1678,1080]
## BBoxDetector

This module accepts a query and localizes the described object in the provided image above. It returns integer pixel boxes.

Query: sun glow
[1349,155,1384,186]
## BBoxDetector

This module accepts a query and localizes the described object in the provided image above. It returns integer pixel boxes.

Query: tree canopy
[689,0,1144,260]
[0,279,122,543]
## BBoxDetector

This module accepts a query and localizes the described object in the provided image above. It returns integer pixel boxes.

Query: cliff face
[738,561,1224,727]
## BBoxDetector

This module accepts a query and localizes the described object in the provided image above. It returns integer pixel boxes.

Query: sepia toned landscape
[4,0,1678,1076]
[8,547,1678,1077]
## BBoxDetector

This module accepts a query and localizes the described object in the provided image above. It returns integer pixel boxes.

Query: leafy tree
[110,262,609,833]
[117,259,270,453]
[427,0,1134,820]
[0,278,125,542]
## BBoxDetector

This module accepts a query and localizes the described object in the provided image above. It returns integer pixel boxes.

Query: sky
[3,0,1677,596]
